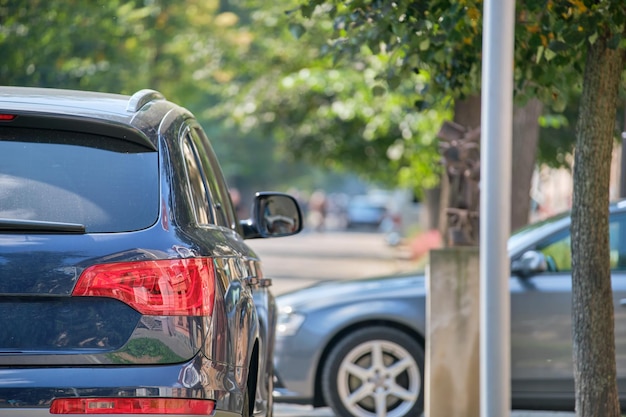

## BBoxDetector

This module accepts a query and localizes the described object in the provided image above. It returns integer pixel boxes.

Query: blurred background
[4,0,623,243]
[3,2,626,417]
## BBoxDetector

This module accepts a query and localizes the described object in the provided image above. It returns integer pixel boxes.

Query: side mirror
[241,192,303,239]
[511,250,548,277]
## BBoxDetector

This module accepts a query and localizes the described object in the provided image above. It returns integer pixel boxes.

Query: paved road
[248,230,418,295]
[273,404,574,417]
[249,230,575,417]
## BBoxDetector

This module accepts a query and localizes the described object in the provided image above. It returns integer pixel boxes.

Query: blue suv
[0,87,302,417]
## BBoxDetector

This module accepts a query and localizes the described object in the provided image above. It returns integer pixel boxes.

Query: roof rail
[126,89,165,113]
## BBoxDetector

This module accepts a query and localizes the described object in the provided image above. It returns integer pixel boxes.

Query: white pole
[480,0,515,416]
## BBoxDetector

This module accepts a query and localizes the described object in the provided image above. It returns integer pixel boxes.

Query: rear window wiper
[0,218,86,234]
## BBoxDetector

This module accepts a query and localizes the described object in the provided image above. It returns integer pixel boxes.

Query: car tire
[321,326,424,417]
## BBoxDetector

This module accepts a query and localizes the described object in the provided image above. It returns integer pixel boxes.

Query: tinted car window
[181,134,212,225]
[190,127,239,231]
[535,213,626,272]
[0,128,158,233]
[611,215,626,270]
[536,231,572,271]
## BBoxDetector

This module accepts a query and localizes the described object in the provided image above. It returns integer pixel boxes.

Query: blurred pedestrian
[307,190,327,232]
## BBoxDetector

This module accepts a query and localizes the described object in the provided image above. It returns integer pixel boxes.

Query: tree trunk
[454,95,483,128]
[511,99,543,232]
[571,34,624,417]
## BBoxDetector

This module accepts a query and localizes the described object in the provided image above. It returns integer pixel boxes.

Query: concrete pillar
[426,247,480,417]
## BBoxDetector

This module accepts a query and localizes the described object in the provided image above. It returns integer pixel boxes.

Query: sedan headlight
[277,306,305,336]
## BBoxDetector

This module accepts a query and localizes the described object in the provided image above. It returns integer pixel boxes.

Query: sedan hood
[276,272,425,312]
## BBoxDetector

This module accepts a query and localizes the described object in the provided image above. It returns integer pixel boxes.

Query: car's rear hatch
[0,125,202,366]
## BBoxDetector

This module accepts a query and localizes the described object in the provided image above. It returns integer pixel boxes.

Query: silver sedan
[273,202,626,417]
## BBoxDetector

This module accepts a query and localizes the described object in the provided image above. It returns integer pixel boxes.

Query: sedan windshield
[507,211,570,253]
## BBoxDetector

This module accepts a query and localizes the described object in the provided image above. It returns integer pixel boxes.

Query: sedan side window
[536,232,571,272]
[534,213,626,273]
[611,214,626,270]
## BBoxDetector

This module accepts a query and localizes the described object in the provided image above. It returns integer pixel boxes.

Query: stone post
[426,247,480,417]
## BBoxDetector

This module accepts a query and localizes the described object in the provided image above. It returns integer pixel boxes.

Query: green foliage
[205,0,452,193]
[515,0,626,111]
[216,57,449,189]
[287,0,625,108]
[0,0,323,192]
[288,0,483,99]
[4,0,622,195]
[538,105,577,169]
[0,0,462,194]
[284,0,626,174]
[0,0,164,92]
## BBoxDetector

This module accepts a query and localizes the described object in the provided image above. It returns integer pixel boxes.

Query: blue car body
[0,87,301,417]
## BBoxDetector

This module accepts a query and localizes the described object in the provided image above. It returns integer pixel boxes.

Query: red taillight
[72,259,215,316]
[0,114,16,121]
[50,397,215,414]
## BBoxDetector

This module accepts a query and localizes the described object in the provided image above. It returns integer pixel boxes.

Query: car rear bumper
[0,355,244,415]
[0,410,241,417]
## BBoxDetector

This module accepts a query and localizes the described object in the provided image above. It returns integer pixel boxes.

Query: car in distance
[273,201,626,417]
[345,195,388,230]
[0,86,302,417]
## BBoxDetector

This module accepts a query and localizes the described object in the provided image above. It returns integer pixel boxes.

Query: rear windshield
[0,128,159,233]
